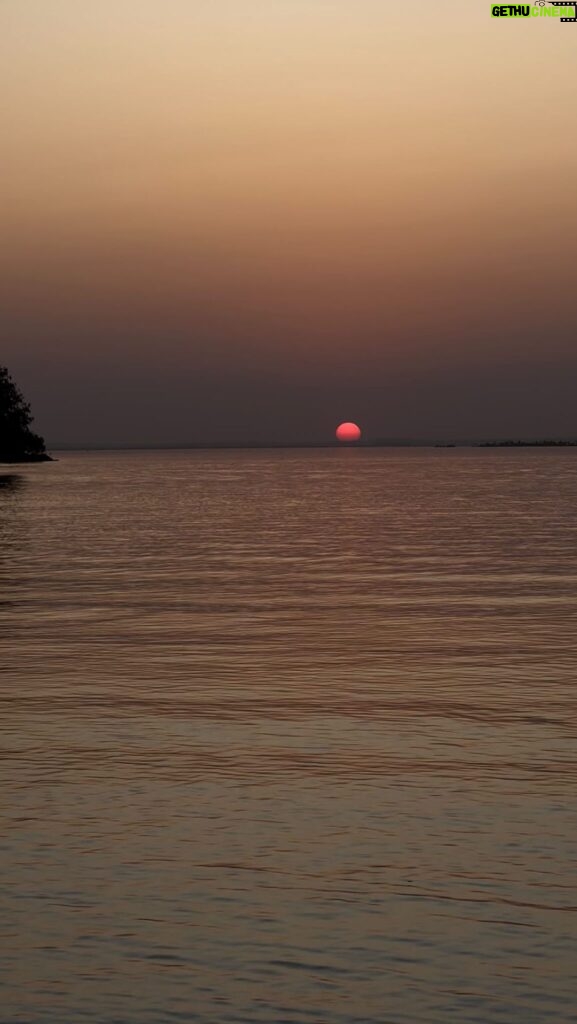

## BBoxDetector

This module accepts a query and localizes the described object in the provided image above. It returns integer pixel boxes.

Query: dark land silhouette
[0,366,51,462]
[479,439,577,448]
[46,438,577,451]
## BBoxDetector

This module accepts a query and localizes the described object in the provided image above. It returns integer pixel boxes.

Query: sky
[2,0,577,445]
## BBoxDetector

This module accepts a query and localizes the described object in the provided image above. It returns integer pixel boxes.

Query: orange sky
[2,1,577,442]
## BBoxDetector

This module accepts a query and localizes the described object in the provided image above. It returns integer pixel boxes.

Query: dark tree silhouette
[0,366,50,462]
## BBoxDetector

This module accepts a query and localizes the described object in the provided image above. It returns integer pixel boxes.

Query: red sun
[336,421,362,442]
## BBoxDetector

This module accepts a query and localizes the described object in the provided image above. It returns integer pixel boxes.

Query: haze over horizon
[2,1,577,446]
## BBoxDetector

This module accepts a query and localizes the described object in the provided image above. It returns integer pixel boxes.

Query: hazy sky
[2,1,577,444]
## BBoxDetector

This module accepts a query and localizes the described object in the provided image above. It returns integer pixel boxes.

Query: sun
[336,422,361,442]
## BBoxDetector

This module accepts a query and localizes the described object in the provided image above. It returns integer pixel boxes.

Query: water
[2,449,577,1024]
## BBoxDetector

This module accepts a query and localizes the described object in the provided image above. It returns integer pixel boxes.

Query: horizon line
[45,437,577,452]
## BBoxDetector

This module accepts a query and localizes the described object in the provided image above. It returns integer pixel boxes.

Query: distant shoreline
[477,440,577,448]
[43,440,577,452]
[0,453,54,463]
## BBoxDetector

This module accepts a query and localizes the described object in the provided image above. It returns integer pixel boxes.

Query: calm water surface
[1,449,577,1023]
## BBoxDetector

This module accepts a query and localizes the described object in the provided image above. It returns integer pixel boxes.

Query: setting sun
[336,422,361,442]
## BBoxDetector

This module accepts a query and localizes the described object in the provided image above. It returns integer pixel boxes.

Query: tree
[0,366,50,461]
